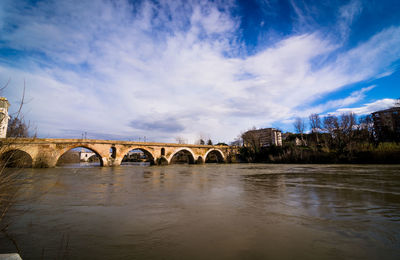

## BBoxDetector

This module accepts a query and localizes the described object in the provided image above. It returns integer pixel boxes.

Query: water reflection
[1,164,399,259]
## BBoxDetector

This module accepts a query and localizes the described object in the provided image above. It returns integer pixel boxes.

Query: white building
[243,128,282,147]
[79,149,96,162]
[0,97,10,138]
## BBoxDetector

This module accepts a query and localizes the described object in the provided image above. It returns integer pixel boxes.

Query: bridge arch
[56,145,104,166]
[169,148,196,164]
[204,148,225,163]
[120,147,156,165]
[0,149,33,168]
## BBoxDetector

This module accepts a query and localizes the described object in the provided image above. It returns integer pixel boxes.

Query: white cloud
[338,0,363,40]
[298,85,376,117]
[334,98,396,115]
[0,0,399,143]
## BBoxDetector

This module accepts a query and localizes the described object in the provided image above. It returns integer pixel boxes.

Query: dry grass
[0,80,28,254]
[0,153,23,254]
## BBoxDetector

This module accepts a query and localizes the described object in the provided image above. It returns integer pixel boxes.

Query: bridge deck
[0,138,224,148]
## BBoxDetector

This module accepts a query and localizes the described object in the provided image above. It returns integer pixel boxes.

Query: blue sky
[0,0,399,143]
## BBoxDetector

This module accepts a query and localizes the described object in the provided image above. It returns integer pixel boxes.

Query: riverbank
[238,142,400,164]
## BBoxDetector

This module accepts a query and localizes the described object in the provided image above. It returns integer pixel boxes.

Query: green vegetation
[239,142,400,164]
[238,112,400,164]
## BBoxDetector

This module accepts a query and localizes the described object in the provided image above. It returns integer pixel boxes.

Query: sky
[0,0,399,144]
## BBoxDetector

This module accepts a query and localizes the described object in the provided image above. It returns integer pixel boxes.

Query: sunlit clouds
[0,0,399,142]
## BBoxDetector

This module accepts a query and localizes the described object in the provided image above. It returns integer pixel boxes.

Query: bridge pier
[156,156,168,165]
[32,151,58,168]
[196,156,204,164]
[101,157,111,167]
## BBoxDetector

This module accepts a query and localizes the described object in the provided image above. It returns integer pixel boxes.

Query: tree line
[238,109,400,164]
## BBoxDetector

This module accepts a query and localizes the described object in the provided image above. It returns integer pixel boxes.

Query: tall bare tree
[323,115,339,134]
[394,98,400,107]
[309,113,321,143]
[340,113,357,153]
[241,128,262,162]
[323,113,359,151]
[175,136,186,144]
[294,117,305,145]
[358,114,374,144]
[323,115,339,148]
[7,116,29,137]
[340,113,357,135]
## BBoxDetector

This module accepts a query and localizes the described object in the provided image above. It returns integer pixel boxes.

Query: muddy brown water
[1,164,400,259]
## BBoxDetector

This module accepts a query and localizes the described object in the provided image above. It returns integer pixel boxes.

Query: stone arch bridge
[0,138,238,168]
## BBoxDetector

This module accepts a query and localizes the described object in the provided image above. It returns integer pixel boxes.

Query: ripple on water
[1,164,400,259]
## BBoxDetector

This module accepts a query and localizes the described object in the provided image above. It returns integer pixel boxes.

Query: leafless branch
[0,78,11,93]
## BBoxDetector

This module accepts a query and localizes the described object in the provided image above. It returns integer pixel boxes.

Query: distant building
[0,97,10,138]
[242,128,282,147]
[123,150,145,161]
[127,150,144,157]
[372,106,400,142]
[79,149,96,162]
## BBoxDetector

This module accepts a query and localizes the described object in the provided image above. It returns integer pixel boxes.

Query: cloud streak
[130,117,185,133]
[334,98,396,116]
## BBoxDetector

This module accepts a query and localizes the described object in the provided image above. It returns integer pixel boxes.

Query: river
[1,164,399,259]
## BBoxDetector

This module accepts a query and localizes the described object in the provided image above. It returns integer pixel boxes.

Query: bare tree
[358,114,374,143]
[340,113,357,136]
[323,115,339,148]
[242,128,261,153]
[394,97,400,107]
[175,136,186,144]
[241,129,262,162]
[194,138,205,145]
[323,113,359,151]
[323,115,339,134]
[294,117,305,145]
[340,113,357,153]
[194,133,207,145]
[309,113,321,143]
[7,116,29,137]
